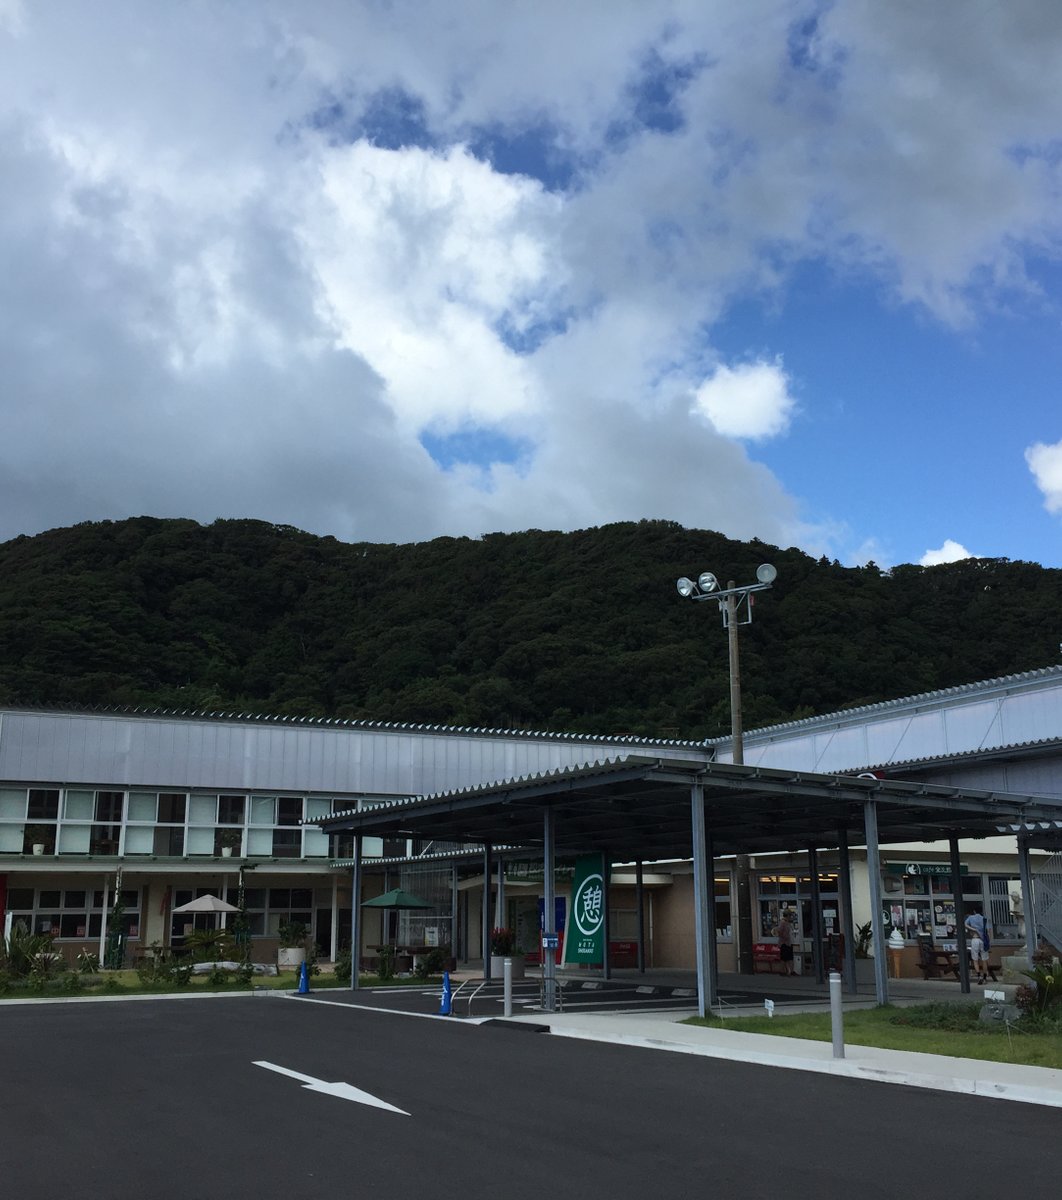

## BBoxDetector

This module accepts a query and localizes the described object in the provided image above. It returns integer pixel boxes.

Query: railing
[1035,850,1062,956]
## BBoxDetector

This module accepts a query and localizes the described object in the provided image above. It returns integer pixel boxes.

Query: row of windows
[0,788,402,860]
[5,886,338,943]
[1,788,339,825]
[7,888,142,940]
[755,872,1022,942]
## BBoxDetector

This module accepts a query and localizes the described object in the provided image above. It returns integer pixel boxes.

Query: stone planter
[278,946,307,969]
[490,954,525,980]
[32,844,45,856]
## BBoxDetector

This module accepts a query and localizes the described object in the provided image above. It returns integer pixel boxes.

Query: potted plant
[489,927,524,980]
[25,825,50,855]
[277,919,308,969]
[219,828,242,858]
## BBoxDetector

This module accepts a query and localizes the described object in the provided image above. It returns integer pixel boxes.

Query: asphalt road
[1,996,1056,1200]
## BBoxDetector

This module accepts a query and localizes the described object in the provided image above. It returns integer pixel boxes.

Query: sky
[2,1,1061,569]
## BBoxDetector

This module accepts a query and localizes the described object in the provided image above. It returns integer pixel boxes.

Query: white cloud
[691,360,796,440]
[0,3,1060,558]
[920,540,974,566]
[1026,440,1062,514]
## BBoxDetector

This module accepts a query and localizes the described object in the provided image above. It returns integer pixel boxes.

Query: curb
[543,1024,1062,1109]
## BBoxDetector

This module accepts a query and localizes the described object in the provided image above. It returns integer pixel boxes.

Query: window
[27,790,59,820]
[174,887,315,940]
[265,888,312,935]
[218,796,245,825]
[272,829,301,858]
[6,887,139,940]
[276,798,303,827]
[158,793,186,823]
[91,791,124,855]
[715,876,732,940]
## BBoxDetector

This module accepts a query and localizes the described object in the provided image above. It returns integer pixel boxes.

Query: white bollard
[829,970,845,1059]
[503,956,513,1017]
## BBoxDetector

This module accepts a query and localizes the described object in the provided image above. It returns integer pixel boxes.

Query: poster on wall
[561,853,608,967]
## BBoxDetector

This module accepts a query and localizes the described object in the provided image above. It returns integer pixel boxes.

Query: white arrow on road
[253,1061,409,1115]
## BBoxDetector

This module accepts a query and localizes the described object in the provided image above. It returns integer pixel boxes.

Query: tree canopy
[1,516,1058,740]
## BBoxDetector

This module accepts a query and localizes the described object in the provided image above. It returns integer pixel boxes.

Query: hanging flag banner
[562,853,607,967]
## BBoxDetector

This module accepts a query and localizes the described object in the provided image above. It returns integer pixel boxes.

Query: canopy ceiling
[314,755,1062,860]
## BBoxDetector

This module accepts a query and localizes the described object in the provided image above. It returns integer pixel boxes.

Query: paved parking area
[2,993,1058,1200]
[305,975,831,1019]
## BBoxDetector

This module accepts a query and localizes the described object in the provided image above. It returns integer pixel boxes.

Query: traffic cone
[298,960,310,994]
[439,970,452,1016]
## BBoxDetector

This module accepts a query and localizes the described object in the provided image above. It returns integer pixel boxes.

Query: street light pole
[677,564,777,974]
[726,584,742,765]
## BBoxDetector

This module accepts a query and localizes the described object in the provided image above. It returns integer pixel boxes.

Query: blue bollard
[439,970,452,1016]
[298,960,310,994]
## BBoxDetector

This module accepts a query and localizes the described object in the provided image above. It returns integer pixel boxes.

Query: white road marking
[253,1060,409,1114]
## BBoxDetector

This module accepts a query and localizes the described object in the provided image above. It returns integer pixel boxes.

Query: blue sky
[1,1,1060,567]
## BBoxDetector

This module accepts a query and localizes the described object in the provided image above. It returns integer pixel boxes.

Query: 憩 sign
[562,853,607,966]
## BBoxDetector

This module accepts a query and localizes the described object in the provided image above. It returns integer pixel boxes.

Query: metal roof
[315,754,1062,860]
[1,700,709,750]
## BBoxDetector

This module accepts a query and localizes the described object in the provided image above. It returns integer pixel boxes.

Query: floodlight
[756,563,777,584]
[697,572,718,592]
[676,577,696,598]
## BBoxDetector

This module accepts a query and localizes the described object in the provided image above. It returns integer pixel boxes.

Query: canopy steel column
[602,857,611,981]
[329,876,339,963]
[350,834,362,990]
[99,874,110,964]
[705,825,719,1004]
[451,863,459,963]
[482,843,493,981]
[542,806,557,1013]
[808,845,824,984]
[691,781,717,1016]
[950,836,970,993]
[495,857,506,929]
[635,860,645,973]
[837,827,857,993]
[864,799,889,1005]
[1017,835,1038,955]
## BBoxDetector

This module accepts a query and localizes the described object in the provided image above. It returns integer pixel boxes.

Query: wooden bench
[916,941,999,982]
[752,943,785,973]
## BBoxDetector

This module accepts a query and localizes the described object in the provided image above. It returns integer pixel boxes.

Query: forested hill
[0,517,1059,740]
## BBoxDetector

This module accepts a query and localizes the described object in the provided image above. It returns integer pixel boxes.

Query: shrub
[76,949,100,974]
[3,920,54,977]
[333,947,353,986]
[490,928,515,955]
[414,946,451,978]
[1021,959,1062,1013]
[375,945,395,982]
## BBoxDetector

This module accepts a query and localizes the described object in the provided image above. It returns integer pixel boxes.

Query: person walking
[964,906,990,983]
[776,910,796,976]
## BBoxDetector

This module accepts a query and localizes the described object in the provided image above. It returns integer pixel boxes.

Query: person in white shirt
[964,907,990,983]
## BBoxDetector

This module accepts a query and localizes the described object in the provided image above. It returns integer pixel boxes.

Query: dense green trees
[0,516,1058,739]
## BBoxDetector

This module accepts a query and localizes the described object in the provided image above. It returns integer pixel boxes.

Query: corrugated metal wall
[0,709,709,797]
[723,669,1062,778]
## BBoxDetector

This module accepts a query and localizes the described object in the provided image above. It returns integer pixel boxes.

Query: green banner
[562,853,607,967]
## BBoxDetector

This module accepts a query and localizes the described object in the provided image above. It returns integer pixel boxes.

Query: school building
[2,665,1061,987]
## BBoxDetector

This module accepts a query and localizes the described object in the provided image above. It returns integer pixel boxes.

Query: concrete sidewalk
[441,964,1062,1107]
[497,1005,1062,1109]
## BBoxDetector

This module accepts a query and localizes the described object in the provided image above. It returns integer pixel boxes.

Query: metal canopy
[315,754,1062,859]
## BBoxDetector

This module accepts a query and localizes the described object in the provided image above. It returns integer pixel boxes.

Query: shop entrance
[756,872,841,974]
